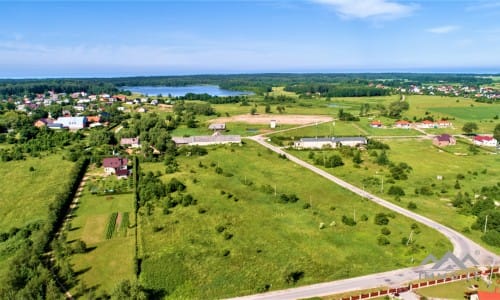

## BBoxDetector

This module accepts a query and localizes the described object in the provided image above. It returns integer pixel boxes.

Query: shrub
[198,207,207,214]
[302,203,311,209]
[215,225,226,233]
[481,230,500,247]
[342,215,357,226]
[360,214,368,221]
[377,236,390,246]
[407,201,417,210]
[221,249,231,257]
[105,212,118,239]
[381,227,391,235]
[388,185,405,196]
[374,213,389,225]
[284,270,304,285]
[223,232,233,240]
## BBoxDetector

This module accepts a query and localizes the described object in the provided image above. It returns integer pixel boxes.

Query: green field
[138,141,451,299]
[65,175,136,295]
[416,277,499,299]
[287,137,500,253]
[0,155,75,285]
[404,95,499,133]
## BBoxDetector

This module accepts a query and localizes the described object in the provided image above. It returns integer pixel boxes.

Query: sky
[0,0,499,78]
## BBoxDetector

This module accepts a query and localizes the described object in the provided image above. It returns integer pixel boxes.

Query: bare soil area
[210,114,333,125]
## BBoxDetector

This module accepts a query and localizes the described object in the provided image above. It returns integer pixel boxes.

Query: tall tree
[462,122,478,134]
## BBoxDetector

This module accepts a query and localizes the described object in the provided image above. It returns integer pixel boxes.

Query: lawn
[287,137,500,253]
[65,174,136,295]
[0,155,74,285]
[415,277,499,299]
[138,141,451,299]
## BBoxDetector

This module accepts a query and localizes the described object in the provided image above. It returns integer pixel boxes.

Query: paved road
[230,135,500,300]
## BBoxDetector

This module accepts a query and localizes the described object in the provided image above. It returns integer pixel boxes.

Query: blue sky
[0,0,499,77]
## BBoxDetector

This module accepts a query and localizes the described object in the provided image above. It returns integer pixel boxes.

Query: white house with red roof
[473,135,498,147]
[416,120,435,129]
[395,120,411,129]
[370,120,382,128]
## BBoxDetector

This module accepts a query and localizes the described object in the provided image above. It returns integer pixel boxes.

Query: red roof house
[103,157,128,176]
[473,136,498,147]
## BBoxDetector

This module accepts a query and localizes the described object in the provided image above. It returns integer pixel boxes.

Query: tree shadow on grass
[144,288,168,300]
[85,246,97,253]
[74,266,92,277]
[69,226,81,231]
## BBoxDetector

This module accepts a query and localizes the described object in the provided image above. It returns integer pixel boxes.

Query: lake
[122,85,252,97]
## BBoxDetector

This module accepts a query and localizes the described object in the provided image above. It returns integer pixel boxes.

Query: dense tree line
[284,84,391,97]
[0,158,88,299]
[1,73,493,98]
[176,93,246,104]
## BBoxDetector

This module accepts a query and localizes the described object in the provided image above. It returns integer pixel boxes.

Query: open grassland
[415,277,499,299]
[0,155,74,285]
[139,141,451,299]
[288,138,500,253]
[66,177,136,294]
[404,95,499,133]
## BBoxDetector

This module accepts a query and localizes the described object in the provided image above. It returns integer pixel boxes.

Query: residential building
[103,157,129,176]
[370,120,382,128]
[473,136,498,147]
[55,116,87,129]
[433,134,456,147]
[120,137,141,148]
[34,118,54,128]
[395,120,411,128]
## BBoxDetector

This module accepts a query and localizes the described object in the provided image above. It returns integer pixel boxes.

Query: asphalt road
[229,136,500,300]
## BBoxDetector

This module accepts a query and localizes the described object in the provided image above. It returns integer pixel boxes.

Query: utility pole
[484,215,488,234]
[407,230,414,246]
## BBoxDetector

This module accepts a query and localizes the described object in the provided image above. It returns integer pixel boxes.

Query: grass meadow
[0,155,74,283]
[404,95,499,133]
[288,137,500,253]
[65,175,136,294]
[138,141,451,299]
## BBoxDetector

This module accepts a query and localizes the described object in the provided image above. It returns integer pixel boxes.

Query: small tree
[462,122,478,134]
[374,213,389,225]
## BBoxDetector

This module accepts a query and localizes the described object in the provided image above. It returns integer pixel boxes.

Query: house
[294,137,367,149]
[120,137,141,148]
[370,120,382,128]
[172,135,241,146]
[56,116,87,130]
[395,120,411,129]
[437,120,452,128]
[416,120,435,129]
[47,123,65,130]
[433,134,456,147]
[113,94,128,102]
[470,289,500,300]
[473,136,498,147]
[208,123,226,131]
[34,118,54,128]
[103,157,129,176]
[270,120,277,129]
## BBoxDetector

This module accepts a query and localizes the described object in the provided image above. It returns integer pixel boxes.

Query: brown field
[210,113,333,125]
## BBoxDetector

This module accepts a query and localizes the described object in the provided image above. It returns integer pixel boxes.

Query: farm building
[208,123,226,131]
[370,120,382,128]
[294,137,367,149]
[433,134,456,147]
[172,135,241,146]
[473,136,498,147]
[103,157,129,177]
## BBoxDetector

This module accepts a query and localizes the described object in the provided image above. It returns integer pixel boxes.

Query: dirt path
[210,114,333,125]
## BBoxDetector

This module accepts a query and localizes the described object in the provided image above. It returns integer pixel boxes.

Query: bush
[481,230,500,247]
[388,185,405,196]
[284,270,304,285]
[105,212,118,239]
[302,203,311,209]
[360,214,368,221]
[215,225,226,233]
[374,213,389,225]
[342,215,357,226]
[223,232,233,240]
[221,249,231,256]
[381,227,391,235]
[377,235,390,246]
[198,207,207,214]
[407,201,417,210]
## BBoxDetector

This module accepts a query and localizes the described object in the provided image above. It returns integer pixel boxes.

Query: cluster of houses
[370,119,453,129]
[399,85,500,99]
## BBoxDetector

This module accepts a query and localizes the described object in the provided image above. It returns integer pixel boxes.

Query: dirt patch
[210,114,333,125]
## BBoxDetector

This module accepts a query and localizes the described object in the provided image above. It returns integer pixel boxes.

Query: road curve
[230,136,500,300]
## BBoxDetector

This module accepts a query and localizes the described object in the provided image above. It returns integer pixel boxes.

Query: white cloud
[312,0,417,20]
[427,25,460,34]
